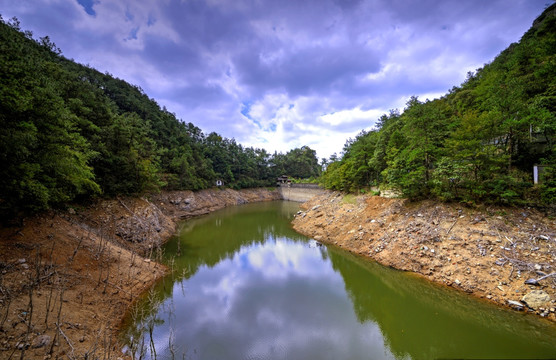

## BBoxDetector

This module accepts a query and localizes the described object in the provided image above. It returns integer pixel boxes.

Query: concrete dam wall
[278,184,325,202]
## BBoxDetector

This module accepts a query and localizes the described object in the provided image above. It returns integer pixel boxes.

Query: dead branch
[56,321,75,359]
[525,272,556,285]
[446,217,459,234]
[118,197,148,228]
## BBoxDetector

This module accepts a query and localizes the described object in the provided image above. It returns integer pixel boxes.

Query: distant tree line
[0,16,320,217]
[321,4,556,206]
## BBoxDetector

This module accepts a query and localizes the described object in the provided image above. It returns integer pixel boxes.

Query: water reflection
[330,250,556,359]
[157,240,395,359]
[122,201,556,360]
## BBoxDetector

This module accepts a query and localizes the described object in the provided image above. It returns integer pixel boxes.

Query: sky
[1,0,552,159]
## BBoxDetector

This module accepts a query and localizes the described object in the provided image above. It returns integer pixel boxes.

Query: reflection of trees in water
[327,248,556,360]
[122,279,189,359]
[121,288,165,359]
[165,201,304,278]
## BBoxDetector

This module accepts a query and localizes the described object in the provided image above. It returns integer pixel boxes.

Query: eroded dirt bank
[0,188,280,359]
[292,191,556,322]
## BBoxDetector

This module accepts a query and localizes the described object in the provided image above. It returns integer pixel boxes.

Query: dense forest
[0,15,321,217]
[321,4,556,206]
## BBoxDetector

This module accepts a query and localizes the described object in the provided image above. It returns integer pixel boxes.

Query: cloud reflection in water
[153,238,394,360]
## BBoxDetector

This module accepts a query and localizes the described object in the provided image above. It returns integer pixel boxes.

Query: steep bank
[0,187,280,359]
[292,191,556,322]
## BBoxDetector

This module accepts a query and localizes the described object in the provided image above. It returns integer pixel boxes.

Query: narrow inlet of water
[121,201,556,360]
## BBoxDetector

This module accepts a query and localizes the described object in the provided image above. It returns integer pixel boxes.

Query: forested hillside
[321,4,556,206]
[0,16,320,217]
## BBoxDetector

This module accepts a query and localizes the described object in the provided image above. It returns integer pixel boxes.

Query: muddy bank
[0,187,280,359]
[292,191,556,322]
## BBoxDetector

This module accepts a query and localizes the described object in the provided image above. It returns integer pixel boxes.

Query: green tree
[95,113,162,195]
[0,19,100,215]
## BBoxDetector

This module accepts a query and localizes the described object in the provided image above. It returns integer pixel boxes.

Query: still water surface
[121,201,556,359]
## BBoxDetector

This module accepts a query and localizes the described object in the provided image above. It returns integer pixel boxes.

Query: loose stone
[32,334,52,349]
[507,300,524,309]
[521,290,551,309]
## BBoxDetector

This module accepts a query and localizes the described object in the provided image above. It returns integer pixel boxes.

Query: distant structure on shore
[276,175,292,187]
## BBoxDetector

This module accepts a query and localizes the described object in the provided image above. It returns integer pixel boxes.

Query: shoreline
[0,188,281,359]
[292,191,556,323]
[2,187,554,358]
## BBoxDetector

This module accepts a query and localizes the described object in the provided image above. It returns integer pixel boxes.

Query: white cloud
[0,0,549,159]
[320,108,383,127]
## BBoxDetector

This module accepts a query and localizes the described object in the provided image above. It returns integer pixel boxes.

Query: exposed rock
[153,188,281,220]
[507,300,524,310]
[521,290,551,309]
[32,334,51,349]
[525,278,539,286]
[96,197,175,249]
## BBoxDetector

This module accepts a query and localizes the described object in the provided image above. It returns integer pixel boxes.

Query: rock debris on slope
[292,191,556,322]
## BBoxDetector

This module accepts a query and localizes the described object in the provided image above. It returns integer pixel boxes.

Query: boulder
[521,290,551,309]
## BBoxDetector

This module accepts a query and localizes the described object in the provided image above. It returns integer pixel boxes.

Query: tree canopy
[321,4,556,206]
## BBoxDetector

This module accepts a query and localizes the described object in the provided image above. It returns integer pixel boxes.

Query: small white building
[533,165,547,184]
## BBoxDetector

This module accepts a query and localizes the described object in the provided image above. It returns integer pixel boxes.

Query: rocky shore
[0,187,280,359]
[292,191,556,322]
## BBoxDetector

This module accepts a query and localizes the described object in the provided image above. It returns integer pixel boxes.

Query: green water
[121,201,556,360]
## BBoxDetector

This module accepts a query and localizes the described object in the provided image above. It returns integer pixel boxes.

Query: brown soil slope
[0,188,280,359]
[292,191,556,322]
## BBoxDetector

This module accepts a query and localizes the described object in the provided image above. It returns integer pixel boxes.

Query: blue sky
[1,0,551,158]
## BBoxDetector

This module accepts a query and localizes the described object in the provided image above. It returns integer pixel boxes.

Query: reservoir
[121,201,556,359]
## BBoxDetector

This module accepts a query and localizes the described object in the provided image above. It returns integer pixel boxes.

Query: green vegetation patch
[342,194,357,205]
